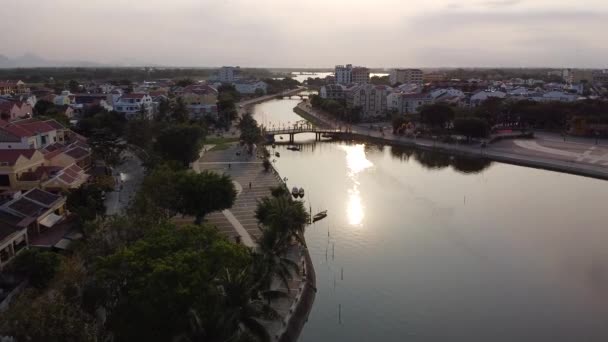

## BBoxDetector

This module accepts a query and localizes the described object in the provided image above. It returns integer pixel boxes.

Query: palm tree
[216,268,280,342]
[252,236,299,292]
[255,196,310,248]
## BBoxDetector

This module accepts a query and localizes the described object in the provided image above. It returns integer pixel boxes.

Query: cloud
[481,0,522,8]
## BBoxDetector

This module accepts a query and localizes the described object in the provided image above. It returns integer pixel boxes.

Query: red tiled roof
[0,149,37,166]
[64,146,90,160]
[44,119,65,130]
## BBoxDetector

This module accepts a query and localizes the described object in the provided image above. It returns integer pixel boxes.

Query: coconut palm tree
[254,196,310,248]
[216,268,280,342]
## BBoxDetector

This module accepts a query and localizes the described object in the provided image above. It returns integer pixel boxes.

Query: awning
[39,213,63,228]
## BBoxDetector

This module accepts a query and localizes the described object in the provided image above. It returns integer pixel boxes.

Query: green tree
[176,78,195,87]
[453,117,490,141]
[94,224,251,342]
[255,196,310,247]
[11,249,62,289]
[420,103,455,129]
[68,79,80,93]
[172,97,189,123]
[154,124,205,166]
[238,114,262,153]
[34,99,56,116]
[67,183,106,223]
[126,117,154,150]
[0,289,100,341]
[178,170,237,223]
[88,128,126,166]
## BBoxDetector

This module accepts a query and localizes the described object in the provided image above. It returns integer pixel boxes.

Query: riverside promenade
[295,102,608,180]
[176,143,316,342]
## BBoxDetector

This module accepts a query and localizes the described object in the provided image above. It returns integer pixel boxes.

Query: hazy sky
[2,0,608,68]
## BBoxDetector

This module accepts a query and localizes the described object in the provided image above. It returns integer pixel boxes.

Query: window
[0,174,9,186]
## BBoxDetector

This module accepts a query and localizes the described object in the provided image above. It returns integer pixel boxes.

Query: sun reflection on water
[341,144,373,226]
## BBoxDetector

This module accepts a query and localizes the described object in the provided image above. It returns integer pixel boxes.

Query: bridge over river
[264,127,350,143]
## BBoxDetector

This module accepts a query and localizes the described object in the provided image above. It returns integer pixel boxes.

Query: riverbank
[237,88,304,116]
[187,143,316,342]
[294,102,608,181]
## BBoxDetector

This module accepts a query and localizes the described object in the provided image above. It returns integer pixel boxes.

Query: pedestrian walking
[228,163,231,169]
[249,182,251,189]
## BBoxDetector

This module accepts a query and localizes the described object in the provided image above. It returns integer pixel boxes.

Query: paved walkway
[105,150,145,216]
[182,143,281,244]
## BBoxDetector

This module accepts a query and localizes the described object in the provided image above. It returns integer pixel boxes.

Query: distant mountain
[0,53,108,68]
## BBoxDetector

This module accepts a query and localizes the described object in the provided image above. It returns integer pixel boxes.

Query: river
[252,97,608,342]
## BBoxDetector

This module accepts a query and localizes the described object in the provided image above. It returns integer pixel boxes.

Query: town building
[0,81,28,95]
[319,84,348,100]
[0,101,33,121]
[335,64,370,85]
[346,84,392,118]
[423,73,447,83]
[180,84,219,119]
[387,92,432,115]
[113,93,153,119]
[592,70,608,86]
[233,80,267,95]
[389,69,423,85]
[218,66,241,83]
[469,90,507,107]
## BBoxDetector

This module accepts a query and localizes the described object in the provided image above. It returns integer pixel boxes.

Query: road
[104,149,145,216]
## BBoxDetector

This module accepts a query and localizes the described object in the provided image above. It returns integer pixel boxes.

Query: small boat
[312,210,328,223]
[292,187,299,197]
[287,146,301,151]
[298,188,305,197]
[272,144,276,148]
[275,152,280,157]
[279,136,284,140]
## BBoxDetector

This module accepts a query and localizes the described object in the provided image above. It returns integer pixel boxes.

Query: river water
[252,98,608,342]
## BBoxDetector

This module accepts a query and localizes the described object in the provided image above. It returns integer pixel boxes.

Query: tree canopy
[154,124,205,166]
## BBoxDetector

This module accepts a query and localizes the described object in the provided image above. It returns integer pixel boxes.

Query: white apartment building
[233,81,267,95]
[218,66,241,83]
[387,92,432,115]
[335,64,353,85]
[389,69,423,85]
[335,64,369,85]
[347,84,392,118]
[113,93,153,119]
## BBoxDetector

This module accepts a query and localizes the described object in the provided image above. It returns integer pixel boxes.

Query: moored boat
[312,210,328,222]
[292,187,299,197]
[298,187,305,197]
[275,152,280,157]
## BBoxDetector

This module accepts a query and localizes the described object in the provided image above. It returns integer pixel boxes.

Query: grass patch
[205,136,240,151]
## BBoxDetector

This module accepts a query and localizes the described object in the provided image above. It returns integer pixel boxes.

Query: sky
[2,0,608,68]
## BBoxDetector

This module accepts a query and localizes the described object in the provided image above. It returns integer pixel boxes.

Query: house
[233,81,268,95]
[469,90,507,107]
[54,90,74,106]
[0,80,28,95]
[0,119,63,149]
[181,85,219,119]
[0,209,29,270]
[0,187,67,237]
[346,84,392,119]
[387,92,432,115]
[0,149,46,191]
[0,101,33,121]
[113,93,153,119]
[42,164,89,192]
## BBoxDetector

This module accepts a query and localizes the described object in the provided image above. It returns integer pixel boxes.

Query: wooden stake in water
[341,267,343,280]
[332,243,335,260]
[338,304,342,324]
